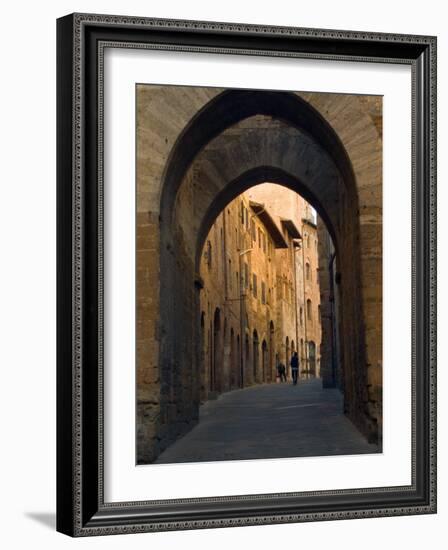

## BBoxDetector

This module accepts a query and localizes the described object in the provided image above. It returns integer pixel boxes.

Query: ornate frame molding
[56,13,437,536]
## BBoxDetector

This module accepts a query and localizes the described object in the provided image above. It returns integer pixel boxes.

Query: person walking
[291,352,299,385]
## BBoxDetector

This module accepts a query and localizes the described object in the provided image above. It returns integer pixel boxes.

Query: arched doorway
[244,333,250,386]
[253,330,259,384]
[222,317,228,392]
[269,321,275,382]
[308,341,317,377]
[230,328,236,389]
[136,88,382,462]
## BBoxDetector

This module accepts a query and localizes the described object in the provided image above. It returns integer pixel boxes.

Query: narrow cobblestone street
[155,379,378,464]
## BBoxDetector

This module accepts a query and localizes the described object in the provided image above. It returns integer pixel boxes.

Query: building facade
[199,183,322,402]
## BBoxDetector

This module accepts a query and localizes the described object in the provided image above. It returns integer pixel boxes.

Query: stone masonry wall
[136,86,382,462]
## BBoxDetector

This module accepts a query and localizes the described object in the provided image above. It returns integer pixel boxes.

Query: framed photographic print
[56,13,437,536]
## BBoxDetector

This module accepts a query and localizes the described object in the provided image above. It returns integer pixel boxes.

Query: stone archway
[252,330,260,384]
[262,340,268,383]
[136,87,382,463]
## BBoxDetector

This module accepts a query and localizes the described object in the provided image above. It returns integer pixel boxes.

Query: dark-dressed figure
[277,361,287,382]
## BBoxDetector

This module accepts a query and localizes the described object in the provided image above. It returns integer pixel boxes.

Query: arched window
[305,262,311,281]
[299,307,303,326]
[306,299,312,321]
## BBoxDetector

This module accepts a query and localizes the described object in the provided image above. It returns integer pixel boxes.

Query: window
[236,271,239,290]
[299,307,303,326]
[251,219,256,241]
[258,228,262,248]
[252,273,258,298]
[276,278,282,299]
[306,299,312,321]
[261,281,266,304]
[244,263,249,288]
[262,233,267,253]
[307,234,310,248]
[305,262,311,281]
[204,240,212,268]
[241,202,245,225]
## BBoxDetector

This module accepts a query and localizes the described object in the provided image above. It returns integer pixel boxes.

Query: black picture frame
[56,13,437,536]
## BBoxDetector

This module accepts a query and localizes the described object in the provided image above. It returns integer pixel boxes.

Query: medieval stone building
[198,184,322,402]
[136,84,382,463]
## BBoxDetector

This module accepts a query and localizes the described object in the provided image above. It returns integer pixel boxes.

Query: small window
[261,281,266,304]
[252,273,258,298]
[244,263,249,288]
[251,219,256,241]
[228,259,232,289]
[204,240,212,268]
[307,299,312,321]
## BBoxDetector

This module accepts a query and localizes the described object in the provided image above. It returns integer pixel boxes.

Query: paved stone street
[155,379,378,464]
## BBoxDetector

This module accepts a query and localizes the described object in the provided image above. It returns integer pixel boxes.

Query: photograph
[136,85,383,465]
[54,10,436,536]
